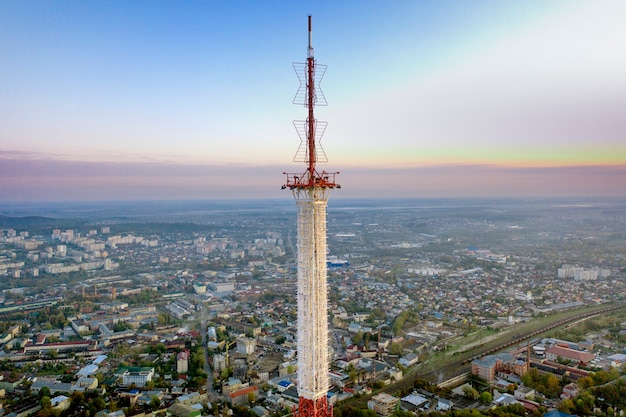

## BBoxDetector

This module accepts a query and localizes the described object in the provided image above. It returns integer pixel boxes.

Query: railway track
[337,303,626,410]
[458,303,626,366]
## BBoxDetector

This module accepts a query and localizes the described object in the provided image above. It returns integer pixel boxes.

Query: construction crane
[224,340,236,368]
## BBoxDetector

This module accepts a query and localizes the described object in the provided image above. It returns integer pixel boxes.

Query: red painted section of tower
[307,15,316,181]
[296,396,333,417]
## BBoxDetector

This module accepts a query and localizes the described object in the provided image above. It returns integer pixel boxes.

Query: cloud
[340,164,626,198]
[0,153,624,202]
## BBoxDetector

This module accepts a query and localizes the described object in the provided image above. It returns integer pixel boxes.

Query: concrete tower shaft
[296,189,330,400]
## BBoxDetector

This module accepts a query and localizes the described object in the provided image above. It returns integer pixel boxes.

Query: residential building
[236,336,256,355]
[229,385,258,406]
[177,350,189,374]
[117,367,154,387]
[368,393,399,417]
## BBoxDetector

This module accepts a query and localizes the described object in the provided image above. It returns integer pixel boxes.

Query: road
[200,304,218,401]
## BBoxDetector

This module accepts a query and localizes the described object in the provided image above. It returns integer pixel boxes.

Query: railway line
[459,303,626,366]
[337,303,626,411]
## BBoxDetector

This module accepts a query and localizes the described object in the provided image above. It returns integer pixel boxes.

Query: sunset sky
[1,1,625,202]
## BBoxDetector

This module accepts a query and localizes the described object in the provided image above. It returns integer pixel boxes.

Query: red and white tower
[283,15,339,417]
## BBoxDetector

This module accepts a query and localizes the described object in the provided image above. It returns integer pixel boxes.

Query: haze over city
[1,1,625,201]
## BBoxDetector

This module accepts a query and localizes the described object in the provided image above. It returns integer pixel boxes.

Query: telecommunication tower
[282,15,339,417]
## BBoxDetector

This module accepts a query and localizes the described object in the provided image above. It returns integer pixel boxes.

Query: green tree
[559,398,575,414]
[91,397,106,411]
[388,342,403,356]
[479,391,492,404]
[113,321,131,332]
[392,311,409,336]
[346,364,358,383]
[40,396,51,409]
[70,391,86,410]
[38,386,51,399]
[352,330,364,346]
[462,385,479,400]
[367,308,385,324]
[544,373,561,398]
[150,395,161,410]
[372,381,385,390]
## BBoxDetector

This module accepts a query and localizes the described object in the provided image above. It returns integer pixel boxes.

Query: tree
[113,321,131,332]
[544,373,561,398]
[347,364,358,383]
[232,406,257,417]
[373,381,385,390]
[367,308,385,324]
[479,391,492,404]
[462,385,479,400]
[388,342,403,356]
[189,350,205,374]
[352,330,364,346]
[577,376,594,390]
[574,391,596,416]
[559,398,575,414]
[91,397,106,411]
[150,395,161,410]
[591,368,620,385]
[70,391,86,410]
[40,396,51,409]
[521,367,539,387]
[392,311,409,336]
[38,386,51,399]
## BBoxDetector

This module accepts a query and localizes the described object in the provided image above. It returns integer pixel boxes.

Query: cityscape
[0,197,625,417]
[2,2,626,417]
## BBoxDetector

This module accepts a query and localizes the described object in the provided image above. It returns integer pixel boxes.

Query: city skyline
[1,1,625,202]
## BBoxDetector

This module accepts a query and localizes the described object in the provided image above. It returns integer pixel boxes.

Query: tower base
[295,396,332,417]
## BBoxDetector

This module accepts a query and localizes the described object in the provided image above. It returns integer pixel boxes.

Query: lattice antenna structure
[282,15,338,417]
[283,15,340,192]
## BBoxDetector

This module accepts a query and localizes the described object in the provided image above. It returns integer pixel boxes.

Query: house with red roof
[545,345,594,365]
[229,385,259,406]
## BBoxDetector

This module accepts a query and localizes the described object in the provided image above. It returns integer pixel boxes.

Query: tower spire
[307,15,316,182]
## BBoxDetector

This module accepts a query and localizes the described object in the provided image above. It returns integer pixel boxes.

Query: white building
[193,282,207,294]
[121,367,154,387]
[237,336,256,355]
[212,282,235,293]
[213,354,226,372]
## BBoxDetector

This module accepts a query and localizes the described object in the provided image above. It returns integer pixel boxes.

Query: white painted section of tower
[294,187,330,401]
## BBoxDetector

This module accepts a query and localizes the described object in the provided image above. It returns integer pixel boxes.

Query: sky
[1,0,625,202]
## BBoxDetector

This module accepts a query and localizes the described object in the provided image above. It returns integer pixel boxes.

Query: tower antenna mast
[282,15,339,417]
[283,15,339,191]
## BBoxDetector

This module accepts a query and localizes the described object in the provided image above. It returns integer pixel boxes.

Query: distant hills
[0,214,64,228]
